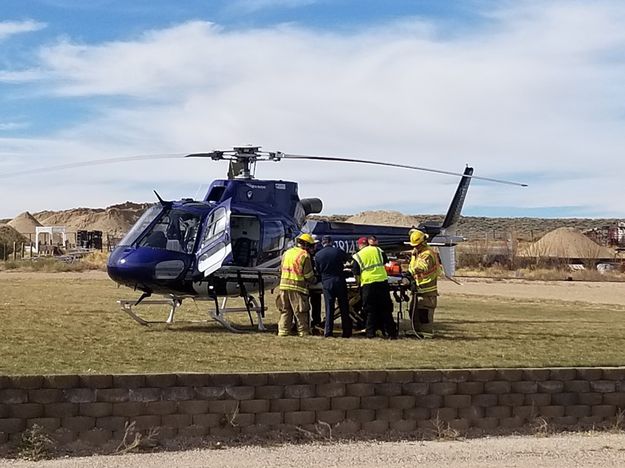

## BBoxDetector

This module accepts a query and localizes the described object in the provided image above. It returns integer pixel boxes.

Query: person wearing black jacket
[314,235,353,338]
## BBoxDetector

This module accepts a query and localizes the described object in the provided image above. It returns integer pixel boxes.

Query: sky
[1,0,624,218]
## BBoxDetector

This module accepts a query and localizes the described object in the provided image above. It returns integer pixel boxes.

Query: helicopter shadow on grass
[143,322,279,334]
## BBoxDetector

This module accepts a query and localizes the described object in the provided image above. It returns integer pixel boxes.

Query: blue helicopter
[101,146,526,331]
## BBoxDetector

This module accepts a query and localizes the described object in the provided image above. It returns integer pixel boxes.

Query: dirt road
[442,277,625,306]
[5,433,625,467]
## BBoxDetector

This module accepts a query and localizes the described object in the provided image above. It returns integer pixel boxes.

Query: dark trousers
[322,277,352,337]
[310,291,322,328]
[361,281,397,338]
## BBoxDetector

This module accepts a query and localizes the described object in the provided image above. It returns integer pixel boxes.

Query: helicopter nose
[107,247,136,285]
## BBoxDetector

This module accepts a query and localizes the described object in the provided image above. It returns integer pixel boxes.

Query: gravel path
[4,433,625,468]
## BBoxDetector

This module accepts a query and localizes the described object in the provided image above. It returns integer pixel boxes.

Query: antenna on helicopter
[153,190,172,207]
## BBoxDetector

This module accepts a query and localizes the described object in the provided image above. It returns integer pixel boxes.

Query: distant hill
[31,202,153,235]
[314,212,622,241]
[4,203,622,242]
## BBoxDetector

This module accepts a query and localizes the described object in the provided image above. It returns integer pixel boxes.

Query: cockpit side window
[200,207,227,247]
[139,209,202,253]
[262,221,285,253]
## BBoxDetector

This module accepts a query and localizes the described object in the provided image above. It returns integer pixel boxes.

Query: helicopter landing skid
[117,294,266,333]
[207,296,266,333]
[118,297,183,326]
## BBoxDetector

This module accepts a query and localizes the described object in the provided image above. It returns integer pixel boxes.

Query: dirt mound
[346,210,421,227]
[0,225,28,245]
[0,225,28,257]
[519,227,615,259]
[33,202,152,235]
[8,211,42,235]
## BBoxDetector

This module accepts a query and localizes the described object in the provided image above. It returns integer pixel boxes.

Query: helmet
[357,236,368,247]
[407,229,428,247]
[297,233,315,245]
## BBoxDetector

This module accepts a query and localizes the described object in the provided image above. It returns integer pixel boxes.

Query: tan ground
[6,433,625,467]
[2,271,623,306]
[441,277,625,306]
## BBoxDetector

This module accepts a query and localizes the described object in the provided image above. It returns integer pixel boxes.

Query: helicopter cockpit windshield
[118,206,161,247]
[117,206,202,254]
[138,209,202,253]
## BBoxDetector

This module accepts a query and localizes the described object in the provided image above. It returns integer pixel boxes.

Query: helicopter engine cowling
[300,198,323,215]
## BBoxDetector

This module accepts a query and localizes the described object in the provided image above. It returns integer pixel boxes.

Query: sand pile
[0,225,28,257]
[346,210,420,227]
[34,202,151,235]
[519,227,615,259]
[8,212,42,235]
[0,225,28,246]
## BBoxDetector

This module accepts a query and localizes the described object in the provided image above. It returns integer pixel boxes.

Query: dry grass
[81,251,109,270]
[1,273,625,374]
[0,255,105,273]
[115,421,159,454]
[457,266,625,282]
[16,424,54,461]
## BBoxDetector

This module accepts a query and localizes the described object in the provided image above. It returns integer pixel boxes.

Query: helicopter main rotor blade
[278,153,528,187]
[0,154,187,179]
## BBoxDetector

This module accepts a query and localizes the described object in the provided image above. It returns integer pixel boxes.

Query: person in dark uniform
[309,236,323,335]
[314,235,353,338]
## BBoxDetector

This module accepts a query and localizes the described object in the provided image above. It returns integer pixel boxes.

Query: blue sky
[1,0,625,218]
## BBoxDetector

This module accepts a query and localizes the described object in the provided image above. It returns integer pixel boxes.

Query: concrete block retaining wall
[1,368,625,447]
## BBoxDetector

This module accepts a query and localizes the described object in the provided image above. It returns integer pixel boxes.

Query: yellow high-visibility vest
[279,246,314,294]
[353,245,388,286]
[409,245,439,294]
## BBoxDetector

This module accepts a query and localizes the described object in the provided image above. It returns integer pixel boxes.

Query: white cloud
[229,0,319,14]
[1,2,625,218]
[0,70,44,82]
[0,122,28,131]
[0,20,46,41]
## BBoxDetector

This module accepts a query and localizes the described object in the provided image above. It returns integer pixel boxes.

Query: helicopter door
[196,203,231,276]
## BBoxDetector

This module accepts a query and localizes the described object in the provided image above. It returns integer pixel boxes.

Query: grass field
[1,273,625,375]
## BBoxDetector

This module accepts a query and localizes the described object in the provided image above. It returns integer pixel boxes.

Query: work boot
[415,332,433,339]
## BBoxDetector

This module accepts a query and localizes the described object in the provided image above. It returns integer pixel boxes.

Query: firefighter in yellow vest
[407,229,440,338]
[277,233,317,336]
[352,236,397,339]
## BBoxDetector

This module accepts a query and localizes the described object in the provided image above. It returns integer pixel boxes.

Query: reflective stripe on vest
[280,246,313,294]
[409,247,439,294]
[353,245,388,286]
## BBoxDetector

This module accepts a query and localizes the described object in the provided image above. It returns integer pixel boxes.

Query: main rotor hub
[233,145,261,155]
[186,146,285,180]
